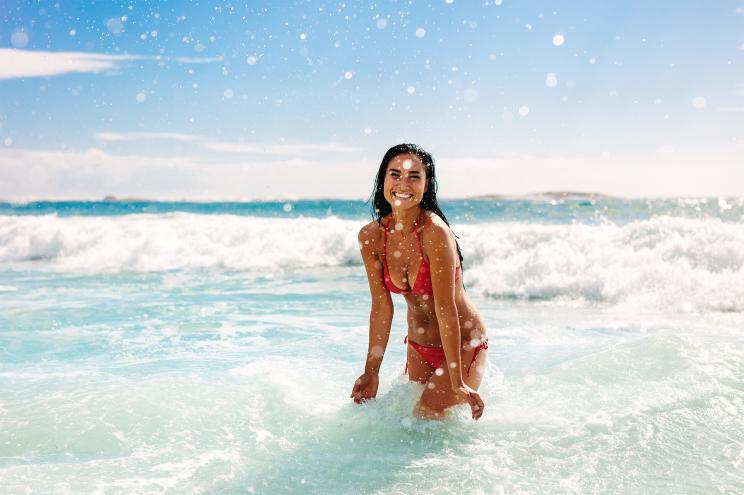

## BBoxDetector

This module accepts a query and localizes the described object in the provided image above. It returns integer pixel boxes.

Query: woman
[350,144,488,420]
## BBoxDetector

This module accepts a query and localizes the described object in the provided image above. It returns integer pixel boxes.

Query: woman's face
[383,153,428,210]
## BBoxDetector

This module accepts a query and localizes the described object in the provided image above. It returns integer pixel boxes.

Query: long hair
[369,143,464,267]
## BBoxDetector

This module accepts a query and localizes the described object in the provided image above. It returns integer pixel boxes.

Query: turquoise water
[3,197,744,224]
[1,199,743,493]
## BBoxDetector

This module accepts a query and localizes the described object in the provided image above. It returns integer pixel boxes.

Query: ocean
[1,198,742,494]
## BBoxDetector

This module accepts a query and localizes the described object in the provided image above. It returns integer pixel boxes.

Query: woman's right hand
[350,373,379,404]
[455,383,485,420]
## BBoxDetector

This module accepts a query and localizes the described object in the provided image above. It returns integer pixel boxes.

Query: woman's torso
[372,213,487,347]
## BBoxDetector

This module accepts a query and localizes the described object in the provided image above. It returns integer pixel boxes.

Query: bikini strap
[382,218,391,257]
[413,218,425,258]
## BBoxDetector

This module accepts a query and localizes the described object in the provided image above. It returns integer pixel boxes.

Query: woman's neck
[390,207,422,236]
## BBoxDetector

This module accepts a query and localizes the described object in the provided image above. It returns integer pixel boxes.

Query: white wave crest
[460,217,744,313]
[0,213,360,273]
[1,214,742,312]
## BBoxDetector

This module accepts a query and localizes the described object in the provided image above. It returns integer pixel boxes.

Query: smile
[393,192,413,199]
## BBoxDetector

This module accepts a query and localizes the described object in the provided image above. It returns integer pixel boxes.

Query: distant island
[102,195,160,202]
[468,191,619,201]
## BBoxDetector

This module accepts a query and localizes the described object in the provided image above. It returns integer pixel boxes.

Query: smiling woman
[350,144,489,420]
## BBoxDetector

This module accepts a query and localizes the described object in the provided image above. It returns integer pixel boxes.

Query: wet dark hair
[369,143,464,267]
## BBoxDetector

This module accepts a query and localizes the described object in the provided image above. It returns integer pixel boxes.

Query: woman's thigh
[415,345,487,417]
[406,342,436,383]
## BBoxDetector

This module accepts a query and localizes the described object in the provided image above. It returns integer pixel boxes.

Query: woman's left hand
[454,384,485,420]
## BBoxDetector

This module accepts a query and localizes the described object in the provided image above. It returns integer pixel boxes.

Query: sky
[1,0,743,200]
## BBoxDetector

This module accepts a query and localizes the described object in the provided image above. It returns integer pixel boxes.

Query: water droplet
[223,88,234,99]
[435,368,444,376]
[393,250,402,258]
[283,203,293,212]
[344,71,353,80]
[407,86,416,94]
[545,73,558,88]
[518,105,530,117]
[10,29,30,48]
[552,33,565,46]
[135,92,146,103]
[105,18,124,35]
[691,96,706,109]
[376,18,387,29]
[415,27,426,38]
[246,55,257,65]
[463,88,478,102]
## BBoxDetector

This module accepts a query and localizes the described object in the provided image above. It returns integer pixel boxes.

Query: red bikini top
[382,217,462,296]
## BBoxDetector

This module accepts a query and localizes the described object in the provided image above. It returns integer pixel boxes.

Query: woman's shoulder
[419,211,450,236]
[358,219,386,247]
[419,211,458,256]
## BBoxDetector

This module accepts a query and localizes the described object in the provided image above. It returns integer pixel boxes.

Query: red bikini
[404,336,488,377]
[381,216,487,376]
[381,217,461,296]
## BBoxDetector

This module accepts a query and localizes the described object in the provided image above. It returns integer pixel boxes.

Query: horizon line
[2,191,743,205]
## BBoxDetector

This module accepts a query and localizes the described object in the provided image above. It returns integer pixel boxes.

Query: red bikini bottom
[404,336,488,377]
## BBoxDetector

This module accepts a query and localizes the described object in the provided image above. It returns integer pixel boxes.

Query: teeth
[394,192,412,199]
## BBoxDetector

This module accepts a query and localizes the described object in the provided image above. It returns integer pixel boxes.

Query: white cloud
[0,48,137,79]
[0,48,221,80]
[1,146,742,201]
[172,56,224,64]
[94,132,202,142]
[435,152,744,198]
[204,141,361,155]
[0,146,371,201]
[91,132,359,156]
[717,106,744,113]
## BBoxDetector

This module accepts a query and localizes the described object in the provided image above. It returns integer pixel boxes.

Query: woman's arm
[427,220,484,419]
[425,222,464,389]
[351,223,393,403]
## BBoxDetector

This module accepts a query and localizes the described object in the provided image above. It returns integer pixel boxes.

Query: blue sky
[1,0,743,200]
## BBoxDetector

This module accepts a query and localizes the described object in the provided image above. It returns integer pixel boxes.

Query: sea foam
[1,213,742,313]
